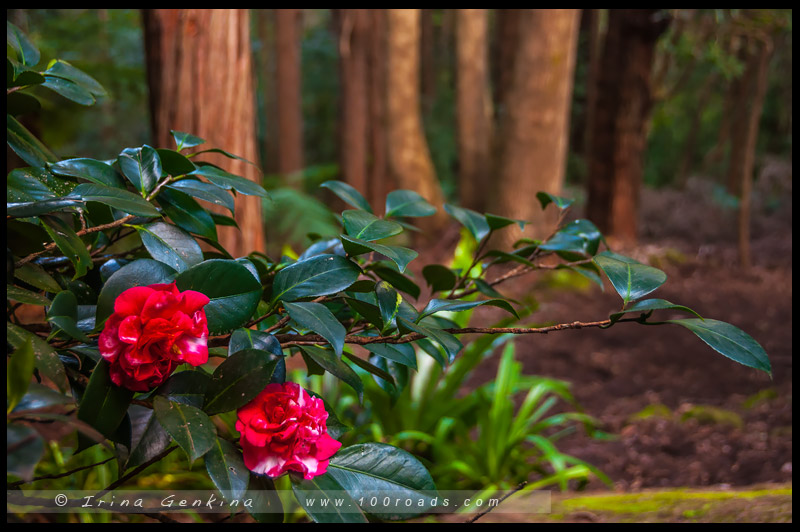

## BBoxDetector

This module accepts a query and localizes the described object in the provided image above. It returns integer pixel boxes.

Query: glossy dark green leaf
[327,443,437,520]
[372,265,420,299]
[271,254,360,303]
[444,204,491,242]
[485,213,527,231]
[42,76,95,105]
[135,221,203,273]
[40,215,92,280]
[168,179,234,213]
[96,258,176,324]
[341,235,417,273]
[156,149,197,176]
[43,59,105,96]
[364,343,417,370]
[229,328,283,356]
[171,130,206,150]
[157,187,217,241]
[7,114,57,168]
[47,289,77,320]
[285,301,346,356]
[205,437,249,500]
[7,167,57,202]
[8,61,45,87]
[175,259,262,334]
[14,262,61,293]
[668,319,771,375]
[376,281,401,332]
[593,251,667,304]
[320,180,373,213]
[203,349,279,415]
[153,396,215,462]
[117,145,162,195]
[189,165,269,198]
[608,298,702,325]
[156,370,212,408]
[124,405,171,470]
[422,264,457,293]
[76,360,134,442]
[291,471,367,523]
[298,345,363,400]
[484,249,536,268]
[417,298,518,322]
[397,317,462,364]
[536,191,575,210]
[247,475,284,523]
[7,338,35,413]
[49,158,125,188]
[343,351,395,386]
[6,198,83,217]
[7,424,44,481]
[48,315,90,342]
[385,189,436,218]
[540,219,604,256]
[10,382,71,413]
[69,183,160,217]
[7,284,51,306]
[344,297,384,331]
[368,354,409,403]
[342,210,403,241]
[7,22,40,66]
[6,322,68,392]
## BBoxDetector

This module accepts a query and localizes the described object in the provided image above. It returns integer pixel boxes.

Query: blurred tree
[275,8,304,179]
[141,9,265,255]
[490,9,581,242]
[386,8,448,230]
[456,9,493,212]
[585,9,670,245]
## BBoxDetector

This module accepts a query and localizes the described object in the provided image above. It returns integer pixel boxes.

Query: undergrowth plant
[6,22,771,523]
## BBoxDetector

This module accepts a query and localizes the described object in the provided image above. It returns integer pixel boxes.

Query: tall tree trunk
[386,9,447,231]
[583,9,604,166]
[334,10,370,204]
[585,9,669,245]
[420,8,436,114]
[142,9,266,256]
[490,9,580,242]
[456,9,493,212]
[491,9,523,118]
[275,9,304,179]
[366,9,391,212]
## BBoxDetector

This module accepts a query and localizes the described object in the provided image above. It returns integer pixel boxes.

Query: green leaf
[7,167,57,202]
[247,475,284,523]
[284,301,346,356]
[6,198,83,217]
[157,187,217,241]
[228,328,283,357]
[344,297,384,331]
[7,424,44,481]
[7,114,58,169]
[76,360,134,442]
[444,204,491,242]
[7,22,40,66]
[175,259,262,335]
[49,158,125,188]
[8,60,45,87]
[271,254,360,303]
[168,179,234,213]
[608,298,703,325]
[189,165,269,198]
[422,264,456,294]
[536,191,575,210]
[43,59,105,95]
[41,215,93,280]
[327,443,437,520]
[364,343,417,370]
[372,265,420,299]
[156,370,211,408]
[385,190,436,218]
[291,472,368,523]
[96,259,176,324]
[171,130,206,151]
[124,405,171,470]
[205,437,250,500]
[153,396,215,462]
[48,315,90,342]
[340,235,417,273]
[668,319,771,375]
[135,221,204,273]
[7,338,35,413]
[593,251,667,304]
[10,382,71,413]
[42,76,96,105]
[397,317,462,364]
[7,284,51,306]
[157,148,198,176]
[376,281,401,332]
[343,351,395,386]
[6,322,68,393]
[117,146,162,195]
[341,210,403,242]
[69,183,161,217]
[540,219,604,256]
[298,345,363,400]
[320,180,373,213]
[14,262,61,293]
[203,349,280,415]
[417,298,518,322]
[485,213,527,231]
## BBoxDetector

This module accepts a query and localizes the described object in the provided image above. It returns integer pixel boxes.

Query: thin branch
[465,481,528,523]
[96,445,178,497]
[7,457,114,488]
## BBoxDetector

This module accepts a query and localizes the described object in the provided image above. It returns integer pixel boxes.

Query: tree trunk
[275,9,304,179]
[386,9,447,230]
[420,8,436,114]
[456,9,493,212]
[490,9,580,242]
[585,9,669,245]
[491,9,523,118]
[366,9,391,212]
[583,9,604,166]
[142,9,266,257]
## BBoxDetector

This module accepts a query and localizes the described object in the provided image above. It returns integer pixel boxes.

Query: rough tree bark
[456,9,493,212]
[490,9,580,243]
[142,9,266,256]
[386,9,448,230]
[366,9,391,212]
[585,9,669,246]
[275,9,304,179]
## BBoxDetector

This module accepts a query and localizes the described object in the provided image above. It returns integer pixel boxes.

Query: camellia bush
[7,22,771,523]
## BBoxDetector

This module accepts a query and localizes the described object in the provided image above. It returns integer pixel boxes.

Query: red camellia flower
[99,282,210,392]
[236,382,342,480]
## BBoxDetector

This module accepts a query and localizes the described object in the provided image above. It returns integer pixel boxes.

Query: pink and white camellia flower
[236,382,342,480]
[99,282,210,392]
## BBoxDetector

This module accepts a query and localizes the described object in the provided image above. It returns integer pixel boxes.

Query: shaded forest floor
[413,166,792,521]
